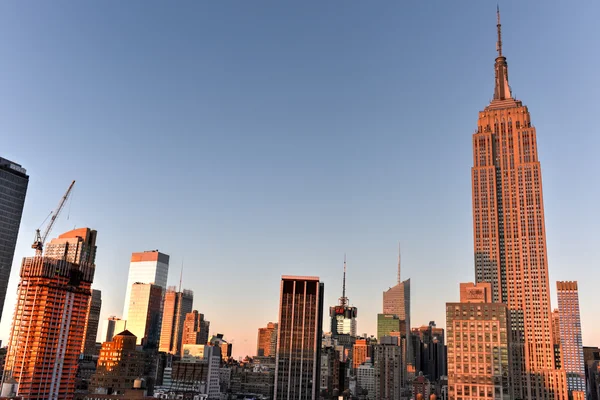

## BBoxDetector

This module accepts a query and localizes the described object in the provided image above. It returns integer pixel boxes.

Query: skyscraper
[470,9,567,399]
[182,310,211,349]
[159,288,194,355]
[447,282,510,400]
[329,256,357,337]
[274,276,324,400]
[82,289,102,356]
[412,322,446,382]
[257,322,278,357]
[126,282,163,347]
[556,281,586,395]
[377,314,401,340]
[0,157,28,322]
[104,316,124,343]
[2,228,97,400]
[373,336,403,400]
[122,250,169,320]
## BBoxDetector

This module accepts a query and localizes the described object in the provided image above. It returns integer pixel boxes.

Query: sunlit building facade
[257,322,278,357]
[126,282,163,347]
[159,288,193,355]
[274,276,324,400]
[182,310,210,350]
[470,10,567,399]
[122,250,169,320]
[556,281,586,395]
[2,228,97,400]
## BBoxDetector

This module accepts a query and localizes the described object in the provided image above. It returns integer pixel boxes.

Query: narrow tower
[469,8,567,400]
[329,255,357,337]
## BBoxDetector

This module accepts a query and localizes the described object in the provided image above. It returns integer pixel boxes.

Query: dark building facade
[82,289,102,356]
[412,321,446,383]
[274,276,324,400]
[0,157,28,322]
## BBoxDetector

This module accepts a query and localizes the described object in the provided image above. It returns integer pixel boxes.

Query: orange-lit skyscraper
[182,310,210,350]
[556,281,586,396]
[470,10,567,399]
[159,288,193,355]
[2,228,97,400]
[257,322,278,357]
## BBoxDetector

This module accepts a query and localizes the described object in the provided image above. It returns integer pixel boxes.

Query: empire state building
[471,9,567,400]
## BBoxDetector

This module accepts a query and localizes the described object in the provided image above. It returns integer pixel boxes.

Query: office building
[182,310,210,349]
[159,288,193,355]
[556,281,586,394]
[470,10,567,399]
[82,289,102,356]
[123,250,169,320]
[274,276,324,400]
[353,337,375,370]
[373,336,403,400]
[0,157,28,322]
[412,322,446,382]
[209,334,233,361]
[329,257,358,337]
[174,344,222,398]
[2,228,97,399]
[89,330,145,394]
[257,322,278,357]
[104,316,125,343]
[377,314,401,340]
[126,282,163,347]
[447,282,510,400]
[552,309,562,369]
[320,345,342,398]
[584,347,600,400]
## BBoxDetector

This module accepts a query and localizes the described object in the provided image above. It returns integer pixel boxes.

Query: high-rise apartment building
[126,282,163,347]
[274,276,324,400]
[0,157,28,322]
[329,257,357,337]
[183,310,210,349]
[470,10,567,399]
[257,322,278,357]
[353,338,375,370]
[159,288,194,355]
[89,330,145,394]
[447,282,510,400]
[356,358,375,400]
[2,228,97,400]
[556,281,586,395]
[122,250,169,320]
[82,289,102,355]
[373,336,403,400]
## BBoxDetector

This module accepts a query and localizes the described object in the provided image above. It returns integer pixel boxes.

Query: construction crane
[32,180,76,256]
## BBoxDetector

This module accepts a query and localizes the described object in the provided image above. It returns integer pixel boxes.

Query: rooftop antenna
[496,4,503,57]
[397,242,401,284]
[339,254,348,307]
[179,258,184,292]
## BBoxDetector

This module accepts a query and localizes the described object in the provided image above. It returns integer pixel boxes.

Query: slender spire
[339,254,348,307]
[496,4,502,57]
[397,242,401,284]
[178,258,184,293]
[493,6,513,101]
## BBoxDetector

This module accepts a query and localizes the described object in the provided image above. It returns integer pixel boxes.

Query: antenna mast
[339,254,348,307]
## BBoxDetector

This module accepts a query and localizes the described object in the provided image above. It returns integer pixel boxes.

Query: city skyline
[1,2,598,360]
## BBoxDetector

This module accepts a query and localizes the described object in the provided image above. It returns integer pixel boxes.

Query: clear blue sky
[1,2,598,357]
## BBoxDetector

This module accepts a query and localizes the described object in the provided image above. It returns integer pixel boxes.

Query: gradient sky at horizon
[1,2,598,358]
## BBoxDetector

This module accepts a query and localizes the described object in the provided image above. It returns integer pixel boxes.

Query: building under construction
[2,227,97,400]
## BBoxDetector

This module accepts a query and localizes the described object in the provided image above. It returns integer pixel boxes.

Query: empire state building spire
[493,6,513,101]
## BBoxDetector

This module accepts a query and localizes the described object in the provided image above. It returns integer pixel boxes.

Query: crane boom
[32,180,76,255]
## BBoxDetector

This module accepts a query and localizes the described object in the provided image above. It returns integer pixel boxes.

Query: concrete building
[257,322,278,357]
[412,372,432,400]
[182,311,210,350]
[122,251,169,320]
[274,276,324,400]
[82,289,103,356]
[356,358,375,400]
[126,283,163,348]
[553,309,562,369]
[89,330,146,395]
[0,157,28,322]
[373,336,403,400]
[159,288,193,355]
[556,281,586,395]
[2,228,97,399]
[446,282,510,400]
[209,334,232,361]
[470,9,567,399]
[173,344,222,398]
[320,345,342,398]
[353,337,375,370]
